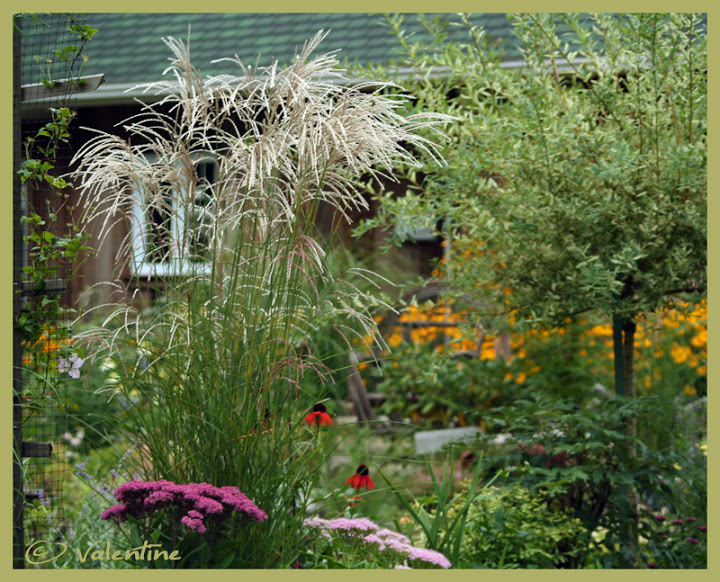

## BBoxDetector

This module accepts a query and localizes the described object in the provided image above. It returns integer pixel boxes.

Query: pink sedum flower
[101,479,267,535]
[407,546,452,568]
[181,515,207,534]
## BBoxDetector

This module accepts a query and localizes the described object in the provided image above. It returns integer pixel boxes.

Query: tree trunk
[623,318,639,565]
[613,315,639,566]
[623,318,636,404]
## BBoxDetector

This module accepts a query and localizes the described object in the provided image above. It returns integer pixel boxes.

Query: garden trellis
[13,13,101,568]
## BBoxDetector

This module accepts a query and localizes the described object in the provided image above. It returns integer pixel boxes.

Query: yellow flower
[591,324,612,336]
[663,314,680,328]
[691,329,707,348]
[480,344,496,360]
[460,338,477,351]
[684,385,697,396]
[671,344,691,364]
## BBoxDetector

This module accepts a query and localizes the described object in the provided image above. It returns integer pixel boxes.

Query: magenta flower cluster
[645,512,707,568]
[304,516,451,568]
[101,479,267,534]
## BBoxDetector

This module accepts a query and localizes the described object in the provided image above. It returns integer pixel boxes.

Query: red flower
[304,403,332,427]
[344,464,375,492]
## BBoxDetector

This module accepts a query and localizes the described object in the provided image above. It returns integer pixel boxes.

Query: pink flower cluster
[304,516,451,568]
[100,479,267,534]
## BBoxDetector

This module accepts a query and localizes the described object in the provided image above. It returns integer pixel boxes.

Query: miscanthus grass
[70,30,451,567]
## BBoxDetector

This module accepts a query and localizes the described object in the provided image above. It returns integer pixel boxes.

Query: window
[129,157,216,277]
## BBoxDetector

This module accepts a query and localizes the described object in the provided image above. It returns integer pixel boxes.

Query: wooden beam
[21,442,53,458]
[347,352,373,422]
[21,73,105,103]
[20,278,67,297]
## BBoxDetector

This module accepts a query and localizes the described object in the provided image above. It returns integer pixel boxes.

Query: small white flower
[58,354,85,379]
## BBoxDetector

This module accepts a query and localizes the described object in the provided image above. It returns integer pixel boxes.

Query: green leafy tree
[358,13,706,566]
[361,12,706,401]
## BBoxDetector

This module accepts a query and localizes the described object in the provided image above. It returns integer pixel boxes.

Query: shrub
[638,512,707,569]
[476,395,704,567]
[427,481,588,568]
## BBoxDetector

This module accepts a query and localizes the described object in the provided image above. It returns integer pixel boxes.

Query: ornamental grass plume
[70,28,451,567]
[72,29,451,282]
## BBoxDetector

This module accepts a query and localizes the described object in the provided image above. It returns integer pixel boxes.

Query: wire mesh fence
[14,12,90,567]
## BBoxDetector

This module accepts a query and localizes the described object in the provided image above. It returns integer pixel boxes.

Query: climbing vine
[16,15,96,415]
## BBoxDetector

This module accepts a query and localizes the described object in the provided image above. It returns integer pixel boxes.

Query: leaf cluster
[364,13,707,328]
[476,394,692,566]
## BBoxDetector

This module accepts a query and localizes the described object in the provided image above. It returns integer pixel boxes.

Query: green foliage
[475,394,703,567]
[379,456,487,567]
[58,347,135,454]
[16,15,96,445]
[25,456,133,569]
[368,340,515,428]
[429,481,588,568]
[26,14,97,88]
[362,12,706,329]
[638,511,707,569]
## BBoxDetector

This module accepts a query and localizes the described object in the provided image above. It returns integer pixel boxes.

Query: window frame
[128,154,216,278]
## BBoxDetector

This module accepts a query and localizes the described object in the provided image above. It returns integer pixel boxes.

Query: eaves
[69,57,587,109]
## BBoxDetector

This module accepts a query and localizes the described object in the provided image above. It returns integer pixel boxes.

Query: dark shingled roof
[26,13,708,104]
[80,13,519,86]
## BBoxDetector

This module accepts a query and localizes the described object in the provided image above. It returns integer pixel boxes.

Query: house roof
[29,13,706,107]
[73,13,519,104]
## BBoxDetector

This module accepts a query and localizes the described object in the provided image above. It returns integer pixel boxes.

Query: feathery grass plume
[70,29,452,567]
